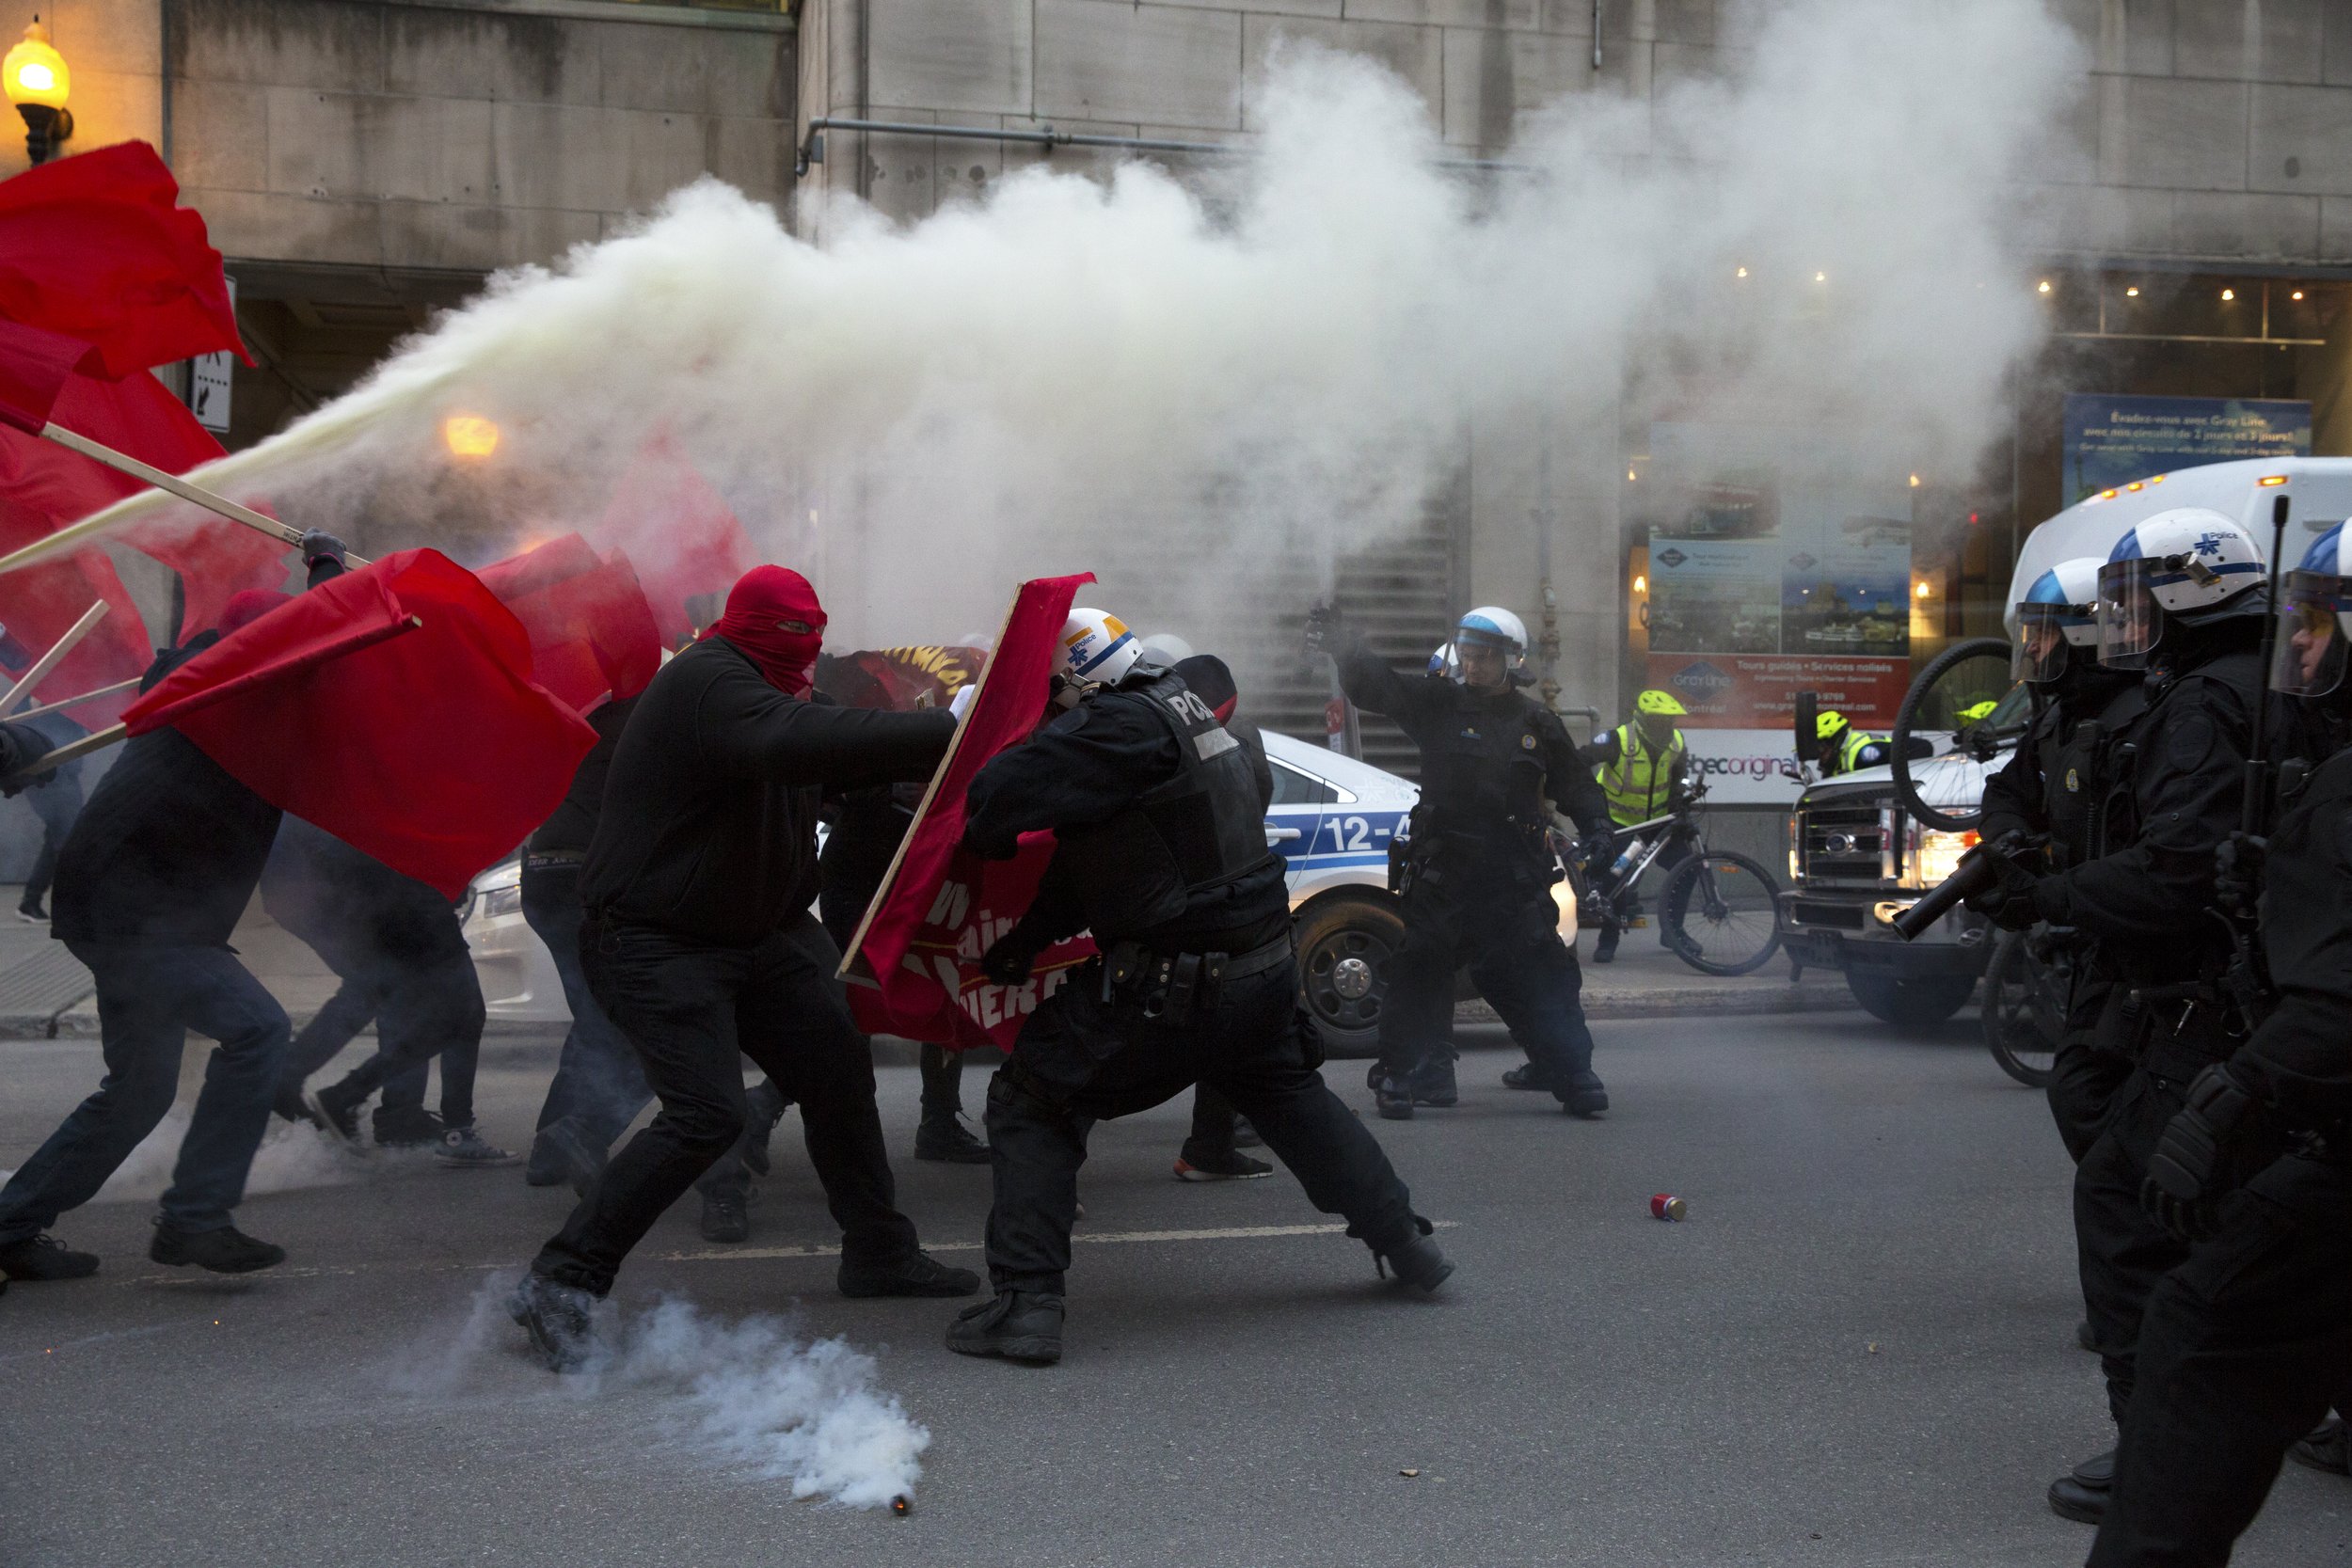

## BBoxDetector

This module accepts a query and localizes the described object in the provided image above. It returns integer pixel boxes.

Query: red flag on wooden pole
[476,532,662,714]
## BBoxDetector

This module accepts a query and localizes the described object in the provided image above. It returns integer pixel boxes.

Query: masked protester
[1311,604,1613,1121]
[1963,510,2284,1527]
[0,536,348,1284]
[1576,689,1692,970]
[945,610,1446,1367]
[259,816,509,1164]
[510,565,976,1370]
[2087,520,2352,1565]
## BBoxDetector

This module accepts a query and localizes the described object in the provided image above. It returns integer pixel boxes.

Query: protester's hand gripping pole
[0,423,370,578]
[0,599,108,715]
[8,721,128,779]
[834,588,1025,981]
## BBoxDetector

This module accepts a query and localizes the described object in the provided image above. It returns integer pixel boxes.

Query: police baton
[2243,492,2292,837]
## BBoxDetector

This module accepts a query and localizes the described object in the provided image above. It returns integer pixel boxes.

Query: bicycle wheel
[1893,636,2023,832]
[1980,927,2061,1087]
[1661,850,1783,976]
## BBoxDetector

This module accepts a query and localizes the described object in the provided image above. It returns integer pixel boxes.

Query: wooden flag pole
[8,721,127,780]
[10,673,143,721]
[0,600,108,715]
[833,588,1025,981]
[0,423,370,578]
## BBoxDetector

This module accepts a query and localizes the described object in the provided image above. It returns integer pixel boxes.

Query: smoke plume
[75,0,2078,653]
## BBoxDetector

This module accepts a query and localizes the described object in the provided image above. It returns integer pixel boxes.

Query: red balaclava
[702,565,827,695]
[215,589,292,636]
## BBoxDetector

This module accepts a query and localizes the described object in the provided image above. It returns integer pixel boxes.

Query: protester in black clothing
[14,709,86,924]
[1313,604,1613,1121]
[262,816,512,1166]
[944,610,1444,1368]
[2088,531,2352,1561]
[0,539,345,1283]
[511,566,976,1370]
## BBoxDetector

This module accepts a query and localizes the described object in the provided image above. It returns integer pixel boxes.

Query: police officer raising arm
[946,610,1447,1368]
[1311,604,1613,1122]
[2088,521,2352,1566]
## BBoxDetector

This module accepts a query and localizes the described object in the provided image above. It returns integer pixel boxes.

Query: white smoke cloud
[0,1107,389,1205]
[70,0,2079,655]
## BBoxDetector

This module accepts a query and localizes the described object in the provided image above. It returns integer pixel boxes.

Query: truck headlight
[1787,813,1801,883]
[1905,824,1979,890]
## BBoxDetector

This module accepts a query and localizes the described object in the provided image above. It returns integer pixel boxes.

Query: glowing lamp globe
[4,20,66,110]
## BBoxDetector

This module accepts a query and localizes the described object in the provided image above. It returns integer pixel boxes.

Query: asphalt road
[5,1012,2351,1568]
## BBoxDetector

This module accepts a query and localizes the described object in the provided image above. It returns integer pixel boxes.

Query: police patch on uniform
[2065,768,2078,792]
[1521,733,1537,750]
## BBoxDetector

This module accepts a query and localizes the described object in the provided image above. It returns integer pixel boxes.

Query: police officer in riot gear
[1581,688,1692,966]
[1961,509,2279,1526]
[2087,520,2352,1565]
[947,609,1447,1366]
[1973,557,2144,1164]
[1311,603,1613,1121]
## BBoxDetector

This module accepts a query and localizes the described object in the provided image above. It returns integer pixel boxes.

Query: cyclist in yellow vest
[1576,690,1693,966]
[1816,708,1899,777]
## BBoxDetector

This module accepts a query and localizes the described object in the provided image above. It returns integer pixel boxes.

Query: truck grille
[1798,801,1898,886]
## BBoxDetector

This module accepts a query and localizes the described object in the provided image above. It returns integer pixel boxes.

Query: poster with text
[2063,394,2309,502]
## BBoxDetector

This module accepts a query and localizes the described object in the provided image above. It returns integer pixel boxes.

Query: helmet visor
[2012,604,2083,684]
[2273,569,2350,698]
[2096,560,2166,670]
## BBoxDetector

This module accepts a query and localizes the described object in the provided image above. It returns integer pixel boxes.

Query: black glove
[296,530,348,570]
[1303,604,1346,658]
[2141,1063,2265,1243]
[2215,831,2267,917]
[1962,846,2042,931]
[1574,831,1614,870]
[980,929,1038,985]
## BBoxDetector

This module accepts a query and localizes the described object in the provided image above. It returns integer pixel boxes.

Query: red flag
[0,142,245,378]
[0,320,102,435]
[846,573,1095,1050]
[124,549,598,898]
[593,434,755,647]
[477,532,662,713]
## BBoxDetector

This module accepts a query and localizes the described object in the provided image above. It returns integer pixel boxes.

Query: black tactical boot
[1562,1069,1610,1119]
[2047,1447,2114,1523]
[508,1273,597,1372]
[1373,1073,1415,1120]
[1410,1053,1458,1108]
[1375,1224,1454,1293]
[700,1187,750,1243]
[839,1249,980,1299]
[1592,923,1621,963]
[946,1291,1065,1365]
[0,1231,99,1281]
[149,1223,286,1275]
[914,1115,992,1164]
[1501,1061,1554,1092]
[2292,1417,2350,1475]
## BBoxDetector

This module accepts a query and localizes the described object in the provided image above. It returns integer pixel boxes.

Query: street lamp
[4,17,70,166]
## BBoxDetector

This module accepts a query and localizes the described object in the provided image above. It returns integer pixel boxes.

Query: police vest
[1414,689,1565,878]
[1826,728,1879,776]
[1054,671,1275,940]
[1597,722,1685,826]
[2043,678,2147,866]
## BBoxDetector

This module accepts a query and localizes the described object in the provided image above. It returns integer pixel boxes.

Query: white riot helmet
[1426,642,1452,676]
[1449,606,1528,687]
[2012,556,2105,685]
[1137,632,1195,667]
[2275,522,2351,698]
[1052,607,1141,707]
[2096,508,2266,671]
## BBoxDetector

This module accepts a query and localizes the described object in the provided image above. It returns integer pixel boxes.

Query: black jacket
[2233,746,2352,1122]
[1335,638,1609,849]
[528,694,640,856]
[580,636,954,945]
[1979,668,2142,865]
[964,685,1287,952]
[261,815,466,965]
[51,636,279,947]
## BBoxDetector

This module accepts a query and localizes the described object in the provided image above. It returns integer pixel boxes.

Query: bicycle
[1566,781,1784,977]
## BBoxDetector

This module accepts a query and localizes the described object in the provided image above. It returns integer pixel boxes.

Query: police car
[459,729,1472,1057]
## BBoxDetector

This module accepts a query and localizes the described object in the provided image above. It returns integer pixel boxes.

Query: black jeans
[20,770,80,911]
[1379,860,1596,1102]
[2075,1068,2196,1426]
[523,862,650,1148]
[0,942,289,1239]
[278,925,484,1129]
[2090,1154,2352,1567]
[984,952,1419,1295]
[532,911,919,1293]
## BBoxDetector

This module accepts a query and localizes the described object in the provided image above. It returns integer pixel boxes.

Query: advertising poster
[2062,394,2309,502]
[1642,421,1913,739]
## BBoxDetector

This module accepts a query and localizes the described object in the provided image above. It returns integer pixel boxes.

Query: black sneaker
[1592,925,1621,964]
[0,1231,99,1281]
[700,1187,750,1243]
[508,1273,597,1372]
[1373,1074,1415,1121]
[946,1291,1064,1365]
[373,1108,445,1149]
[304,1083,366,1150]
[1375,1227,1454,1293]
[2292,1417,2350,1475]
[839,1249,980,1299]
[149,1223,285,1275]
[1501,1062,1555,1092]
[740,1081,789,1177]
[15,901,45,924]
[1174,1146,1274,1181]
[434,1126,518,1167]
[914,1116,992,1164]
[1562,1069,1610,1119]
[1409,1054,1458,1109]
